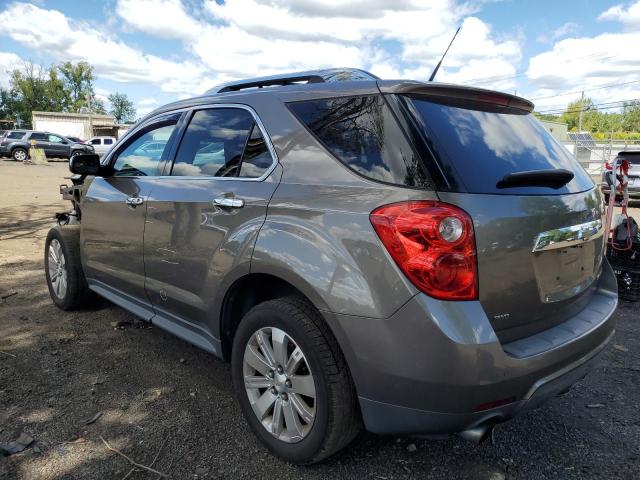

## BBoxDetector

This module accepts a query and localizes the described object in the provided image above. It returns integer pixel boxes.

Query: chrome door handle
[213,197,244,208]
[126,197,144,206]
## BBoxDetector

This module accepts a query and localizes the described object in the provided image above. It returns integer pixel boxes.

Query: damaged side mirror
[69,154,101,176]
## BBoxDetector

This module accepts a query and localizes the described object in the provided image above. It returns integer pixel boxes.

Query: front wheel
[44,226,91,310]
[232,297,360,464]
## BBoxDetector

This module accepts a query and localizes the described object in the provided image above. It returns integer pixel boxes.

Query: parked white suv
[87,136,116,156]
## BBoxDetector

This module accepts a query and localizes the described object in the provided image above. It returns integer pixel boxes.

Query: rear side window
[7,131,24,139]
[288,95,431,189]
[403,96,594,195]
[104,138,113,145]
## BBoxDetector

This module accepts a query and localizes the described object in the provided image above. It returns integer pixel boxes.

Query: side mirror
[69,153,101,175]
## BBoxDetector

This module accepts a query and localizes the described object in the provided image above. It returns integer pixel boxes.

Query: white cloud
[0,2,210,96]
[525,3,640,112]
[0,52,22,87]
[598,1,640,30]
[536,21,578,44]
[0,0,522,98]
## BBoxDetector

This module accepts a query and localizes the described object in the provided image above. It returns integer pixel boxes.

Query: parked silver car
[45,68,617,464]
[601,151,640,201]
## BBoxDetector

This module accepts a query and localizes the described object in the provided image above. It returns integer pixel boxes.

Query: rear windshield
[402,96,594,195]
[619,153,640,165]
[288,95,432,189]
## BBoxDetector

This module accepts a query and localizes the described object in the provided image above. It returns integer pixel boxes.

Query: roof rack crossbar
[215,74,325,93]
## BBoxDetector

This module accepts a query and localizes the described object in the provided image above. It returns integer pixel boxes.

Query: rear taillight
[370,200,478,301]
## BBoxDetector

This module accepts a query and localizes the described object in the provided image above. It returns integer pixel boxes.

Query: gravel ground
[1,160,639,480]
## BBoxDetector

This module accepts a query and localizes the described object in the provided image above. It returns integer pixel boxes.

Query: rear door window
[288,95,431,189]
[30,132,48,141]
[171,108,258,178]
[402,96,594,195]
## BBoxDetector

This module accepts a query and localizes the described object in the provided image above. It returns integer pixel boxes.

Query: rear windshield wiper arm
[496,169,574,189]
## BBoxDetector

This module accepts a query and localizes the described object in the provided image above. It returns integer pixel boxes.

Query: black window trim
[159,103,279,182]
[286,93,434,191]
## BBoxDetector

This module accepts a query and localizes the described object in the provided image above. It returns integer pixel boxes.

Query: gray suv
[45,68,617,464]
[0,130,93,160]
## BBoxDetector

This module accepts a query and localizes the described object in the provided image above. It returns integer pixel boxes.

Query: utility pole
[578,90,584,132]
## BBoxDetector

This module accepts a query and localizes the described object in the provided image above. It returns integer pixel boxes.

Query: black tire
[12,147,28,161]
[231,296,360,464]
[44,226,91,310]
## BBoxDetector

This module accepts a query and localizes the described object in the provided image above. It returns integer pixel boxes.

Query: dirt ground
[0,160,639,480]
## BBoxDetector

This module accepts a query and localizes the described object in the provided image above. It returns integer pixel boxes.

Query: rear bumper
[329,260,618,435]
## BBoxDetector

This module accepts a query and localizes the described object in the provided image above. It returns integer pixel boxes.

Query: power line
[464,51,621,86]
[530,80,640,101]
[536,98,640,116]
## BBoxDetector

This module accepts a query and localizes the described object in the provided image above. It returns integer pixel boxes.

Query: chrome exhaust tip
[460,423,495,443]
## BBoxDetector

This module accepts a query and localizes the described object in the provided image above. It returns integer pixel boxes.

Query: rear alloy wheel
[232,297,360,464]
[242,327,317,443]
[12,148,28,161]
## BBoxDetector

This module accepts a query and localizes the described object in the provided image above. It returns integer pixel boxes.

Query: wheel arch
[219,272,334,362]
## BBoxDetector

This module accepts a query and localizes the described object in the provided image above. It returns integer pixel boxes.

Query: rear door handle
[213,197,244,208]
[126,197,144,206]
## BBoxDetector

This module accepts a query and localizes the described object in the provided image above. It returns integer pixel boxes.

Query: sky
[0,0,639,118]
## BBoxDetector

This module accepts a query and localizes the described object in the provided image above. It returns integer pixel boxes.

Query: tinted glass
[172,108,253,177]
[30,132,48,141]
[112,119,178,176]
[104,138,113,145]
[404,96,594,195]
[90,139,101,145]
[7,131,24,139]
[288,95,431,188]
[239,124,273,178]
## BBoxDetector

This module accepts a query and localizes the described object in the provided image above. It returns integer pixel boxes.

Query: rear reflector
[473,396,517,412]
[370,201,478,301]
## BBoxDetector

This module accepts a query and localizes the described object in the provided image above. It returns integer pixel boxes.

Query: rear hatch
[391,86,604,342]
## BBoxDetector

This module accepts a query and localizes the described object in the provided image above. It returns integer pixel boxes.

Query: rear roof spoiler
[377,81,535,113]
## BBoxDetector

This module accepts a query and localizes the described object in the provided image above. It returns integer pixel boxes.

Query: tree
[108,92,136,123]
[1,62,68,128]
[560,96,595,131]
[58,61,95,112]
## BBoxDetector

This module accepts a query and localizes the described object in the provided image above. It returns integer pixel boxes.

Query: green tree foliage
[58,61,95,112]
[535,95,640,139]
[108,92,136,123]
[0,61,106,127]
[0,62,67,128]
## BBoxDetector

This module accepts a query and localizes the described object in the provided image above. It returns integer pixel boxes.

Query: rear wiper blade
[496,169,574,189]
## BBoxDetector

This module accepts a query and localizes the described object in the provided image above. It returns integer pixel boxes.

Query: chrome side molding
[532,218,603,252]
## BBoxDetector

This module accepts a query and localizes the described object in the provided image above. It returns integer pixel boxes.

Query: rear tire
[231,296,360,464]
[44,226,92,310]
[12,148,28,161]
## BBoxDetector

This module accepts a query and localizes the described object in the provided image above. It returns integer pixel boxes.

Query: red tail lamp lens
[370,201,478,301]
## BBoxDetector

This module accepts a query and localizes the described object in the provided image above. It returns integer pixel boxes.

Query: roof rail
[206,68,378,95]
[214,74,324,94]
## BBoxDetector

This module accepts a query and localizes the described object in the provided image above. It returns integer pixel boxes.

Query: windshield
[403,95,594,195]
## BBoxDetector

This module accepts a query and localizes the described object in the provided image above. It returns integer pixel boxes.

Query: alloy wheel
[47,239,68,299]
[14,149,27,161]
[242,327,317,443]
